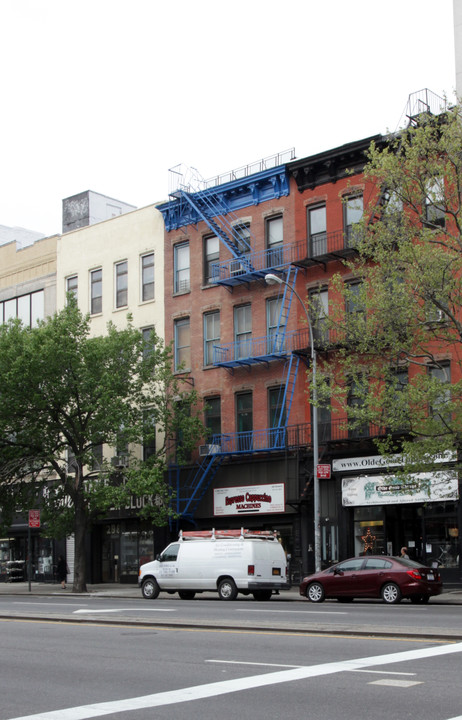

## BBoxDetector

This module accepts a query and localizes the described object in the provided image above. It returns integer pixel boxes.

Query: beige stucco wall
[0,235,58,318]
[56,204,165,340]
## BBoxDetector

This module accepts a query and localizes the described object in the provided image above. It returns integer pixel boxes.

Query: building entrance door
[101,525,120,582]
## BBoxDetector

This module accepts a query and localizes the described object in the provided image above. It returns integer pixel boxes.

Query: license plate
[272,568,281,576]
[427,573,434,581]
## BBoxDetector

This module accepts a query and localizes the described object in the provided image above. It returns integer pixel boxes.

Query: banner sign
[342,471,459,507]
[333,451,455,474]
[214,483,285,516]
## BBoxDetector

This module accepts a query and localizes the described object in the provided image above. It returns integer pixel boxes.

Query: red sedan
[300,555,443,604]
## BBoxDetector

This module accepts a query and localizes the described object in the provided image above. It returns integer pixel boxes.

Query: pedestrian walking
[56,555,68,589]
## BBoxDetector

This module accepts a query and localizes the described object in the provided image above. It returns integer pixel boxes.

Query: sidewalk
[1,581,462,603]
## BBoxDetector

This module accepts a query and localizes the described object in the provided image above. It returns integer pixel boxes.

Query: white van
[138,528,289,601]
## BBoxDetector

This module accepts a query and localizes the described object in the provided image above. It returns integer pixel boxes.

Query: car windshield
[394,557,427,569]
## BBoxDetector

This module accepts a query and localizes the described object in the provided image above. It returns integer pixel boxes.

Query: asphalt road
[2,616,462,720]
[0,592,461,640]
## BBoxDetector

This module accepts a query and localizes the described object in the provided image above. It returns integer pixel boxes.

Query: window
[236,392,253,451]
[234,223,251,254]
[429,363,451,422]
[1,291,45,327]
[141,253,154,301]
[91,443,103,471]
[268,386,286,428]
[387,367,409,432]
[266,215,283,266]
[234,304,252,360]
[347,377,368,439]
[307,205,327,256]
[309,287,329,344]
[17,295,30,327]
[143,410,156,462]
[204,396,221,440]
[174,242,190,293]
[142,326,155,358]
[203,235,219,284]
[204,311,220,366]
[90,268,102,314]
[344,194,363,246]
[115,261,128,308]
[174,317,191,371]
[425,177,445,228]
[345,281,365,339]
[66,276,78,302]
[267,297,286,353]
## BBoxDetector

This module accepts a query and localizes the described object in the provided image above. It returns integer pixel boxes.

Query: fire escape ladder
[178,190,253,270]
[279,353,300,427]
[180,453,225,522]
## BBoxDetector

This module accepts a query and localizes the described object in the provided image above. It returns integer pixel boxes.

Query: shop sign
[333,450,455,474]
[342,471,459,507]
[214,483,285,516]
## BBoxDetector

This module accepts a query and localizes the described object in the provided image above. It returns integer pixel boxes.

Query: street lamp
[265,273,321,573]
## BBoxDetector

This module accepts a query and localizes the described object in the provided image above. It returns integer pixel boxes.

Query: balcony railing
[211,230,360,286]
[212,328,311,367]
[204,419,386,456]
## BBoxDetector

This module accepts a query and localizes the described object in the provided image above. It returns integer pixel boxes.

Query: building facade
[56,202,167,582]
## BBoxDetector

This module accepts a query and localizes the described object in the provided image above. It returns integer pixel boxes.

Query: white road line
[73,608,175,614]
[206,660,301,668]
[8,641,462,720]
[369,679,422,688]
[236,609,348,615]
[14,602,87,607]
[350,669,416,676]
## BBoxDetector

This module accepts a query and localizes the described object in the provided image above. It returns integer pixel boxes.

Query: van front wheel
[218,578,238,601]
[141,578,160,600]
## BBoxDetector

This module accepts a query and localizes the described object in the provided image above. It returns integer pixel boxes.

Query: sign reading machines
[214,483,285,516]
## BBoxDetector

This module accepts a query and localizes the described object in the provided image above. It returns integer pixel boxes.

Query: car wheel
[218,578,238,601]
[306,582,325,603]
[381,582,401,604]
[141,578,160,600]
[178,591,196,600]
[253,590,272,601]
[421,595,430,604]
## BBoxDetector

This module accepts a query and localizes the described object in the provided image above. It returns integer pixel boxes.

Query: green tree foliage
[320,103,462,474]
[0,300,204,591]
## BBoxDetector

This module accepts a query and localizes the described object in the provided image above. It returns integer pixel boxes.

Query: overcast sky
[0,0,457,237]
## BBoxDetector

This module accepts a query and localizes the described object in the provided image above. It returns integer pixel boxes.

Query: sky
[0,0,457,238]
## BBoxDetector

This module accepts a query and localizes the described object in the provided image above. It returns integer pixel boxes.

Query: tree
[0,300,204,591]
[319,102,462,477]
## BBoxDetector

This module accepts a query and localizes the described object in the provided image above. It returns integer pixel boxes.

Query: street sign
[28,510,40,528]
[316,464,331,479]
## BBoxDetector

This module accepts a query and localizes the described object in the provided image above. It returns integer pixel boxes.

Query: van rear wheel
[218,578,238,601]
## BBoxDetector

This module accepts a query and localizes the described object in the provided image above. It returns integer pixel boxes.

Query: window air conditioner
[111,455,129,468]
[199,444,221,457]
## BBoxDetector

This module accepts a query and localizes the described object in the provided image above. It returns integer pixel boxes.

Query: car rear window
[364,558,392,570]
[394,557,426,569]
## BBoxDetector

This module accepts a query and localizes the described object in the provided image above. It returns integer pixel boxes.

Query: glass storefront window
[424,503,459,568]
[353,507,385,556]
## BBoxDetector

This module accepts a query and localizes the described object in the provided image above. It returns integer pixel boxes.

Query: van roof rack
[179,528,279,541]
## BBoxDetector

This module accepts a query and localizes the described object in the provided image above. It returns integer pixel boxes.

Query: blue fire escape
[160,155,311,524]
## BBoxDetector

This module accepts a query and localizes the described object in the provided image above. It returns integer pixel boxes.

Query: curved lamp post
[265,273,321,573]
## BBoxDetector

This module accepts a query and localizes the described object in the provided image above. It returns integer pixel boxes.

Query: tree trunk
[72,495,87,593]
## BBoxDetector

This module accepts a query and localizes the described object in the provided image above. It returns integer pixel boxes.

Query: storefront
[334,453,461,582]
